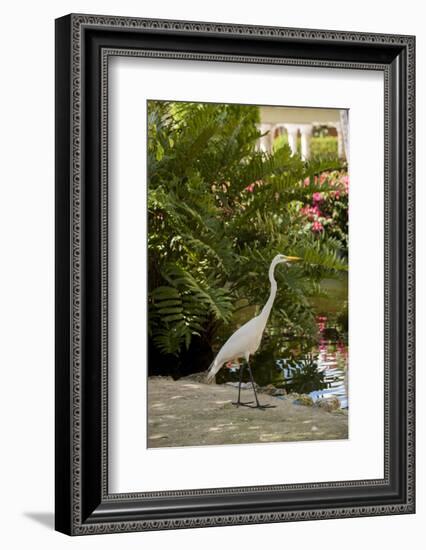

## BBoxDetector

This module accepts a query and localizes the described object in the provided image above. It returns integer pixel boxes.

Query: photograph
[0,0,420,544]
[52,12,415,536]
[147,100,350,448]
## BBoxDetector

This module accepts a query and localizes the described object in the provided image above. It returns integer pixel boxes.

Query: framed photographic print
[55,14,415,535]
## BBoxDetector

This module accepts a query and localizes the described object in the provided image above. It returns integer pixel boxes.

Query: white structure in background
[257,107,348,161]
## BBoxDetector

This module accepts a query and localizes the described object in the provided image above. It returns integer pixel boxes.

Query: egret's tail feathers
[206,358,221,384]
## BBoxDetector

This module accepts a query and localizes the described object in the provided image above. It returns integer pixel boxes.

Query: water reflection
[312,315,348,409]
[281,343,348,409]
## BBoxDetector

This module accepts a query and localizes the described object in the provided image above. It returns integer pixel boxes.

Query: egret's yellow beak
[285,255,301,262]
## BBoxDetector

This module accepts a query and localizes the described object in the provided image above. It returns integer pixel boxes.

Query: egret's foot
[232,401,254,407]
[243,403,277,410]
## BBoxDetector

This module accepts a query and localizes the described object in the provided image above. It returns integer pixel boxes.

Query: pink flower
[312,221,324,233]
[313,192,323,203]
[301,205,321,220]
[245,183,255,192]
[340,174,349,193]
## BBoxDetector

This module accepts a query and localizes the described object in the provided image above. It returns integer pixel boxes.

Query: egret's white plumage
[206,254,299,384]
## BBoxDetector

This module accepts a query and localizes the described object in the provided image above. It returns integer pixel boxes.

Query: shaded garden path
[148,377,348,448]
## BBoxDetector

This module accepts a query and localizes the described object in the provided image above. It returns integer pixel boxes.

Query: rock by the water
[315,396,340,412]
[291,394,314,407]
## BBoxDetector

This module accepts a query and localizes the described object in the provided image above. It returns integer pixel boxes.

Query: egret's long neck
[260,261,278,324]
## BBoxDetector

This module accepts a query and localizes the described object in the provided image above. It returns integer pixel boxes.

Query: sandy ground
[148,376,348,448]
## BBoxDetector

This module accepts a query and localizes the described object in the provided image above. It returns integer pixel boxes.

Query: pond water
[280,340,348,409]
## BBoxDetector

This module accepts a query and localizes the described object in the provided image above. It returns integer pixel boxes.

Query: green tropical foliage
[147,100,348,375]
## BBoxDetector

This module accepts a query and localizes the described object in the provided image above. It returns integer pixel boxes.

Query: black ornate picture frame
[55,14,415,535]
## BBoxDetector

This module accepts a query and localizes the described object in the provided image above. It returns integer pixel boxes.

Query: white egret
[206,254,301,409]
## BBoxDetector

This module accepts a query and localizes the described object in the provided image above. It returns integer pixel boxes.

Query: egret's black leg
[232,363,253,407]
[248,361,276,410]
[247,362,260,407]
[237,363,243,403]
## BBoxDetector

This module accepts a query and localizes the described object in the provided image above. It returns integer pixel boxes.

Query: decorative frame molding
[55,14,415,535]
